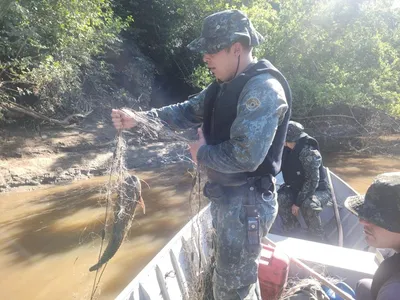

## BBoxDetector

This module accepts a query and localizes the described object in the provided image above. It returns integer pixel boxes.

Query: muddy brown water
[323,153,400,193]
[1,154,400,299]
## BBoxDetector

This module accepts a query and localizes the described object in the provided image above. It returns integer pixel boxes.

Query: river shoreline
[1,123,399,193]
[0,123,192,193]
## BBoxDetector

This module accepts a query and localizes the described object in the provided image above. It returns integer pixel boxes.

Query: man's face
[203,45,238,82]
[360,218,400,250]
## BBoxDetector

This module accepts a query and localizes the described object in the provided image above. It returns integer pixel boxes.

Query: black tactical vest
[371,253,400,300]
[281,134,328,197]
[202,59,292,185]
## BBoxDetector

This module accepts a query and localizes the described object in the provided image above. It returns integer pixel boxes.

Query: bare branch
[294,114,356,120]
[349,107,370,134]
[0,100,93,126]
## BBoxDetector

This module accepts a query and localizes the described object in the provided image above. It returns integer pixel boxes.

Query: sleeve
[139,87,207,131]
[196,73,288,173]
[295,145,322,206]
[377,277,400,300]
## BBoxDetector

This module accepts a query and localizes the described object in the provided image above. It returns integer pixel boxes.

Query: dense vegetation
[0,0,399,125]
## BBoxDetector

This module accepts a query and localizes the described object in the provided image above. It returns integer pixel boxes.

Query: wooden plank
[138,283,151,300]
[155,265,171,300]
[182,235,200,271]
[191,223,207,268]
[128,290,135,300]
[170,249,188,300]
[180,237,194,283]
[326,167,344,247]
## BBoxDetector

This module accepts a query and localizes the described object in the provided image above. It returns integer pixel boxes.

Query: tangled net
[89,109,201,299]
[127,110,214,300]
[280,276,340,300]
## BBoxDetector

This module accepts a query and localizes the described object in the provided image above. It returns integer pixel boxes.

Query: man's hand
[291,204,300,216]
[111,109,138,130]
[189,128,206,164]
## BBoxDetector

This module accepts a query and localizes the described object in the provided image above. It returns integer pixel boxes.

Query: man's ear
[232,42,241,56]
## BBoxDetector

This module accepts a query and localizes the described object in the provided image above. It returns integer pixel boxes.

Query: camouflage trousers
[277,186,332,241]
[205,181,278,300]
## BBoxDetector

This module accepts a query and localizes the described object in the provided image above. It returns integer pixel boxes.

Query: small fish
[89,175,142,272]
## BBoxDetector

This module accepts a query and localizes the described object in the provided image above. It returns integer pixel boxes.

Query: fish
[89,175,143,272]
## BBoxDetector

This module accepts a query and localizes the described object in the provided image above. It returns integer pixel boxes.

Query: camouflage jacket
[296,144,323,205]
[142,61,288,174]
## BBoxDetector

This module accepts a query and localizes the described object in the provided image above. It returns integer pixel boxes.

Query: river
[1,154,400,299]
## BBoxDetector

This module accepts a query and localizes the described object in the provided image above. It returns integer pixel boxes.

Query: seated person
[278,121,332,242]
[345,172,400,300]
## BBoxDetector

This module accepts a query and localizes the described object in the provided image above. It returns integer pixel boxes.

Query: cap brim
[344,194,365,216]
[187,36,233,54]
[187,37,207,53]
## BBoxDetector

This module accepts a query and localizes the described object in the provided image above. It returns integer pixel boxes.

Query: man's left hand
[189,128,206,164]
[291,204,300,216]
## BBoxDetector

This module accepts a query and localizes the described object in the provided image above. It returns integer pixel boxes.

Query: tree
[186,0,400,117]
[0,0,131,122]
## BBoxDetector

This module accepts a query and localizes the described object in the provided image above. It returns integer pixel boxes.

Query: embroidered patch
[245,98,261,111]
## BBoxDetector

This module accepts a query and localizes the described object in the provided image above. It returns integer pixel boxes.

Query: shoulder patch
[245,98,261,111]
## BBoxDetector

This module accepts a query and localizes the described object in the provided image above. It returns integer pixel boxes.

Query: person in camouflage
[111,9,292,300]
[278,121,332,242]
[345,172,400,300]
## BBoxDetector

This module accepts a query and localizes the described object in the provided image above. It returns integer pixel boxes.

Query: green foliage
[1,0,399,124]
[0,0,132,121]
[185,0,400,117]
[113,0,243,87]
[260,0,400,117]
[189,65,213,90]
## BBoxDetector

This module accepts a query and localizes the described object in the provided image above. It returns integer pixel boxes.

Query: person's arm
[139,88,207,131]
[197,73,288,173]
[295,146,321,206]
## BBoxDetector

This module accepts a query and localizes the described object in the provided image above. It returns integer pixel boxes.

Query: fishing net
[185,184,215,300]
[280,277,339,300]
[89,109,203,299]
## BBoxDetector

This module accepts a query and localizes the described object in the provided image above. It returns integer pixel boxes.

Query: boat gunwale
[115,205,210,300]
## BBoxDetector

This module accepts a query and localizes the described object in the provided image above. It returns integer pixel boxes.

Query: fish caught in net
[89,109,199,299]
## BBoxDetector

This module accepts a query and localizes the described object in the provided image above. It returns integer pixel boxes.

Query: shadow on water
[0,163,195,267]
[0,184,104,264]
[325,154,397,175]
[323,152,400,193]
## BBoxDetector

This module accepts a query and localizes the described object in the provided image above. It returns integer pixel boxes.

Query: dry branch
[0,100,93,126]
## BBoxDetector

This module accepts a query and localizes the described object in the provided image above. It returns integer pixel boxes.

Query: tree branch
[0,100,93,126]
[294,114,356,120]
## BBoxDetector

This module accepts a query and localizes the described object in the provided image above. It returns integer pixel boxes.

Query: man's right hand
[111,109,138,130]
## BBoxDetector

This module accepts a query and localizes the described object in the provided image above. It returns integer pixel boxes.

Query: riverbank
[0,123,192,192]
[1,122,400,193]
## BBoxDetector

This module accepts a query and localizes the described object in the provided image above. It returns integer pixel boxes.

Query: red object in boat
[258,244,290,300]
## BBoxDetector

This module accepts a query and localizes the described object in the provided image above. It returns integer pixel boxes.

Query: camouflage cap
[286,121,306,142]
[345,172,400,233]
[187,9,264,54]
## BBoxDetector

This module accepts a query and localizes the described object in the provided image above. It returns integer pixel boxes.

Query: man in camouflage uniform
[278,121,332,242]
[111,9,292,300]
[345,172,400,300]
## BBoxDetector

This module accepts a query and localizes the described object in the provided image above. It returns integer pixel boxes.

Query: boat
[269,169,368,251]
[115,170,380,300]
